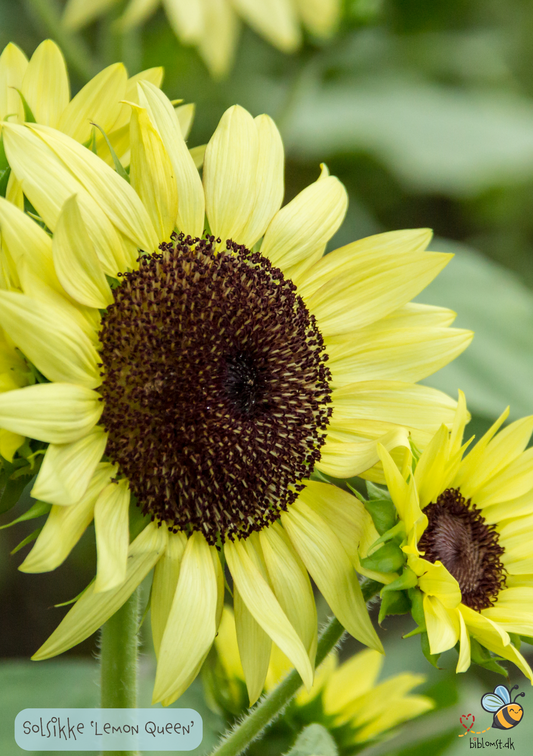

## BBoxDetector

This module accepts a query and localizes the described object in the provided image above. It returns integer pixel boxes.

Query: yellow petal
[32,426,108,506]
[414,424,451,509]
[225,536,314,689]
[456,608,471,673]
[30,124,159,252]
[151,529,187,658]
[175,102,195,140]
[17,258,100,345]
[32,521,167,659]
[138,81,205,237]
[0,383,102,443]
[109,66,164,135]
[318,425,410,479]
[129,103,178,241]
[473,448,533,507]
[234,586,272,705]
[21,40,70,128]
[0,429,24,461]
[3,123,133,276]
[119,0,160,29]
[323,648,382,715]
[63,0,119,29]
[232,0,300,52]
[327,327,473,388]
[58,62,127,144]
[162,0,204,41]
[295,0,339,37]
[20,463,116,573]
[281,500,383,652]
[423,596,459,654]
[454,407,510,490]
[5,170,24,210]
[94,479,131,593]
[239,114,284,249]
[53,194,114,308]
[0,195,58,291]
[260,522,317,661]
[203,105,258,244]
[196,0,239,79]
[0,42,28,122]
[153,532,218,703]
[418,560,462,609]
[0,291,101,388]
[261,166,347,272]
[305,249,452,338]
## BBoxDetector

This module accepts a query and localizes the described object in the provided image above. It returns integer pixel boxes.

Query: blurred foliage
[2,1,533,755]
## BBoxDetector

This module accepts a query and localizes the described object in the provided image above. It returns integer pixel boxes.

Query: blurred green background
[2,0,533,754]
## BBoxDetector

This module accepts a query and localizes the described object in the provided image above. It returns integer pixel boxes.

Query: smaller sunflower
[61,0,341,78]
[376,391,533,681]
[207,608,434,753]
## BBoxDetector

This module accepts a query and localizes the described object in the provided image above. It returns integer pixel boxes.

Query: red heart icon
[460,713,475,731]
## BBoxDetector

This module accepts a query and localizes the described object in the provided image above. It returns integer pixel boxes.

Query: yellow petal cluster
[62,0,341,78]
[214,607,434,744]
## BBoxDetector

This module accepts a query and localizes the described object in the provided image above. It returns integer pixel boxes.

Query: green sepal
[470,638,508,677]
[360,540,405,572]
[54,579,95,607]
[509,632,522,650]
[420,631,441,668]
[0,500,51,529]
[90,122,130,183]
[11,527,42,555]
[368,520,406,550]
[13,89,36,123]
[128,495,151,541]
[408,586,426,628]
[381,566,417,593]
[0,135,10,197]
[354,481,398,535]
[378,589,411,623]
[283,723,338,756]
[0,461,37,515]
[519,635,533,646]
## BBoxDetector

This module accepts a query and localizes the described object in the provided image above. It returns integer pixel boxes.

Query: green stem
[100,588,140,756]
[24,0,100,81]
[209,580,382,756]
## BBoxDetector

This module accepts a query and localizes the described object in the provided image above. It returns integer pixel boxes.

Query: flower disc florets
[98,234,332,544]
[418,488,506,611]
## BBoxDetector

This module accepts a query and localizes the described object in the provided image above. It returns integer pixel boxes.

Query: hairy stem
[100,588,140,756]
[209,580,382,756]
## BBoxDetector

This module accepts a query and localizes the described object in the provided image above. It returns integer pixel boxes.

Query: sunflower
[377,391,533,681]
[0,88,470,705]
[208,607,434,752]
[0,39,196,208]
[61,0,341,77]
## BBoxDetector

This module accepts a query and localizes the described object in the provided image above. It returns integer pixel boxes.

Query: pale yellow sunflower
[210,607,434,749]
[62,0,341,77]
[377,391,533,681]
[0,88,470,705]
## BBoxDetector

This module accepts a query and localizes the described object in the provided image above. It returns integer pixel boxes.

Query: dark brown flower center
[418,488,506,611]
[98,235,332,544]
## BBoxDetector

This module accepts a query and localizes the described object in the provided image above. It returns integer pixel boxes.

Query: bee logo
[481,684,525,730]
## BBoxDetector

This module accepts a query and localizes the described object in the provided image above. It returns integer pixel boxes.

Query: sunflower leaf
[0,463,35,515]
[283,723,338,756]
